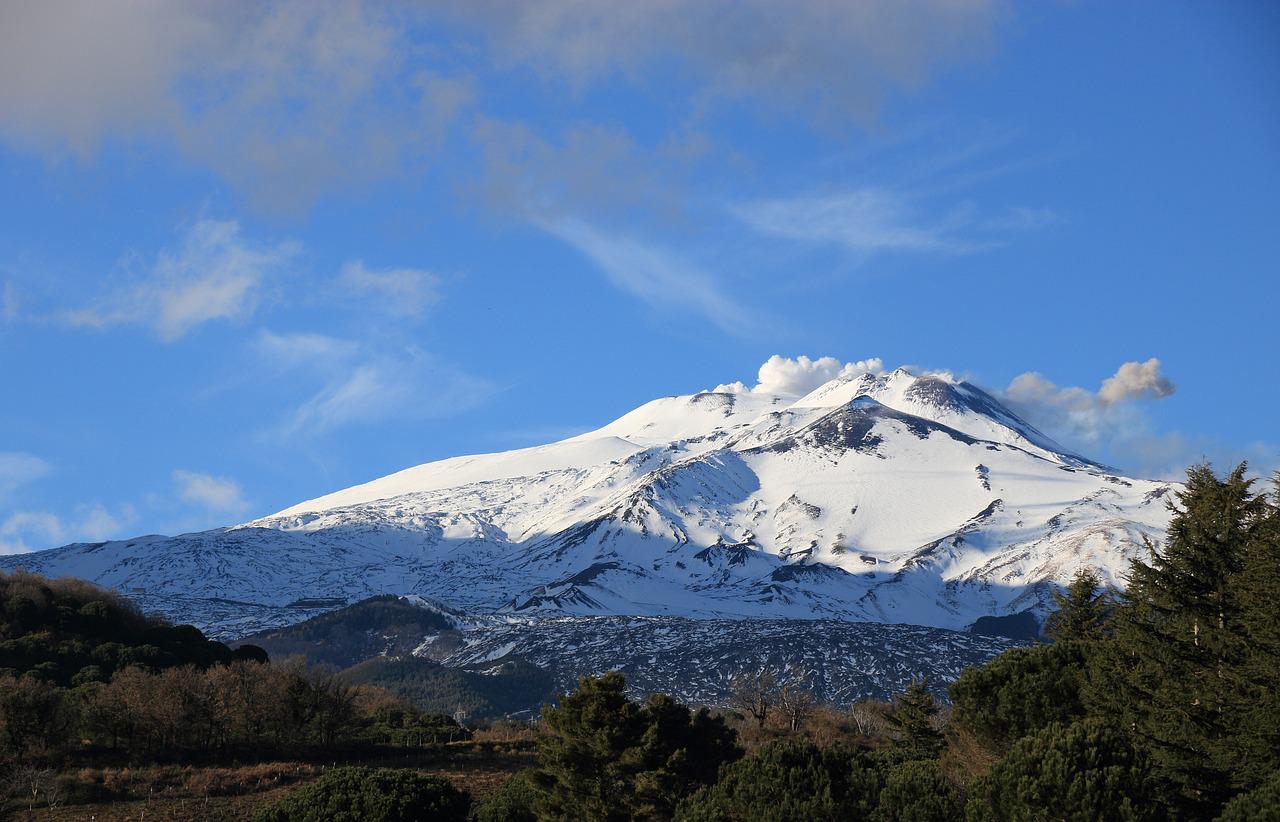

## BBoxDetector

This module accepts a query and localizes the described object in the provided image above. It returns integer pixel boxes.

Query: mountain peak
[2,360,1166,639]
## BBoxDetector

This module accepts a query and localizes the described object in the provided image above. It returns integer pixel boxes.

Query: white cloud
[338,261,442,318]
[0,510,63,554]
[546,218,752,333]
[254,330,360,370]
[731,189,973,255]
[0,451,51,498]
[1098,358,1176,405]
[278,353,494,438]
[455,0,1004,123]
[1002,359,1177,452]
[172,470,250,515]
[0,2,1005,212]
[255,332,494,438]
[715,354,885,396]
[64,219,299,341]
[0,503,137,555]
[0,1,472,211]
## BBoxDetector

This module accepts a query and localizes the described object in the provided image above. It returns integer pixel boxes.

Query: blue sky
[1,1,1277,552]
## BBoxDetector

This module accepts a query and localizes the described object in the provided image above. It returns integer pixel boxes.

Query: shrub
[676,739,882,822]
[254,767,469,822]
[1216,770,1280,822]
[948,641,1088,754]
[471,771,538,822]
[874,759,961,822]
[965,720,1164,822]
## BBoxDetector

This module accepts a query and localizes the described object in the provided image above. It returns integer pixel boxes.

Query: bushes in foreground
[964,720,1164,822]
[0,658,469,764]
[255,766,469,822]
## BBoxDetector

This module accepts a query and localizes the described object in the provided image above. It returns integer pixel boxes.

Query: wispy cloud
[338,261,442,319]
[63,219,299,341]
[731,184,1063,258]
[453,0,1005,124]
[731,188,976,255]
[172,470,250,516]
[1,280,18,322]
[0,451,51,499]
[0,503,137,555]
[254,330,495,438]
[545,218,753,333]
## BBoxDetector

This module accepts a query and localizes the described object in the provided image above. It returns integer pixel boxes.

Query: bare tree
[729,669,778,729]
[777,669,817,733]
[848,699,889,738]
[16,766,56,811]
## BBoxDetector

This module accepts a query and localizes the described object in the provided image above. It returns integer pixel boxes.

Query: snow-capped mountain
[2,367,1174,638]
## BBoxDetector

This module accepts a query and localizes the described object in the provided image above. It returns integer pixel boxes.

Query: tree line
[0,571,469,770]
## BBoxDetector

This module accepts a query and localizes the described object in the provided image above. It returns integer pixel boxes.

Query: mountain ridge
[1,366,1172,638]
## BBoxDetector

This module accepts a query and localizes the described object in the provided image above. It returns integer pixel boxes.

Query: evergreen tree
[1046,568,1111,642]
[1215,768,1280,822]
[530,672,739,821]
[949,640,1089,754]
[1226,472,1280,791]
[884,678,943,759]
[873,759,961,822]
[965,720,1164,822]
[1099,463,1267,816]
[675,740,883,822]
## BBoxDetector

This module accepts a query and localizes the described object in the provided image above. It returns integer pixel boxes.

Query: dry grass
[9,743,538,820]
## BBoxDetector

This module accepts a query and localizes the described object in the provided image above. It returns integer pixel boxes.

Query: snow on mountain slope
[275,435,643,517]
[2,366,1175,638]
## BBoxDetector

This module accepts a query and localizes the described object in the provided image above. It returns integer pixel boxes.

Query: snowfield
[3,367,1173,639]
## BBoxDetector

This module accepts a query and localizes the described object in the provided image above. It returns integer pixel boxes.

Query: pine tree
[965,720,1163,822]
[884,678,943,759]
[531,672,646,821]
[1226,472,1280,790]
[530,672,740,821]
[949,640,1088,754]
[1101,463,1267,816]
[675,740,883,822]
[1045,568,1111,642]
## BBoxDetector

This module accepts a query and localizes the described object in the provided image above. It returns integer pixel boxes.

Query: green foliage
[471,771,539,822]
[255,766,469,822]
[1229,474,1280,791]
[675,739,883,822]
[232,644,270,664]
[342,655,554,720]
[0,570,235,686]
[1216,769,1280,822]
[1046,568,1112,642]
[0,672,73,758]
[1095,464,1272,815]
[532,672,740,821]
[884,678,943,759]
[874,759,962,822]
[949,640,1089,754]
[244,596,455,670]
[965,720,1164,822]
